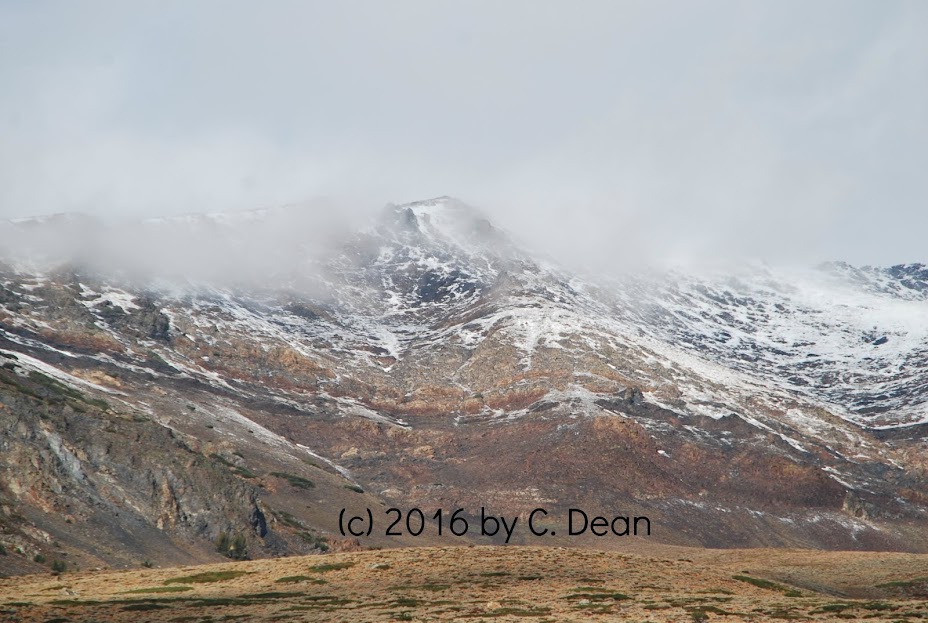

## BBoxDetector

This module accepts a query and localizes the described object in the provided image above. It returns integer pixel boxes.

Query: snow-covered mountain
[608,262,928,429]
[1,197,926,574]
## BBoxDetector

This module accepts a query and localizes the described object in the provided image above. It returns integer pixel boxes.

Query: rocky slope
[0,197,926,575]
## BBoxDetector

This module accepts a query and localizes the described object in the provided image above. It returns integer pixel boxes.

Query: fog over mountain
[0,195,927,580]
[2,3,928,605]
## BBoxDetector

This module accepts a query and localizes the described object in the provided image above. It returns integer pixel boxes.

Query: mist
[0,200,380,296]
[1,1,926,271]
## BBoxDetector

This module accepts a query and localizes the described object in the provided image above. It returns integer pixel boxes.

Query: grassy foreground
[1,545,928,622]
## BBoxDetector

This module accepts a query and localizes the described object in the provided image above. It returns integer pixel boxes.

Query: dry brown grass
[2,545,928,622]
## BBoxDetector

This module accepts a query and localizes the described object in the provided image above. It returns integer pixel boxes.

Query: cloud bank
[1,1,926,268]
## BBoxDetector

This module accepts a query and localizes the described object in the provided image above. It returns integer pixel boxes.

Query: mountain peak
[400,194,458,207]
[2,196,928,569]
[379,196,507,254]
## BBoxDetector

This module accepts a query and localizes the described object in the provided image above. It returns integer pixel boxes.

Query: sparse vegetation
[344,483,364,493]
[164,570,250,584]
[876,577,928,588]
[733,574,800,596]
[211,453,257,477]
[0,367,110,412]
[811,602,853,614]
[273,509,304,529]
[124,585,193,594]
[477,606,553,617]
[215,531,230,554]
[276,575,326,584]
[50,559,67,574]
[4,546,928,622]
[270,472,314,489]
[33,553,46,564]
[690,609,710,622]
[298,531,329,551]
[233,465,258,478]
[210,453,235,467]
[308,561,355,573]
[215,531,248,560]
[230,533,248,559]
[28,370,110,410]
[688,605,733,619]
[121,603,167,611]
[563,590,631,602]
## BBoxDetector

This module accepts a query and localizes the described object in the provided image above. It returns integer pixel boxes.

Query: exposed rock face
[0,360,273,570]
[0,197,927,574]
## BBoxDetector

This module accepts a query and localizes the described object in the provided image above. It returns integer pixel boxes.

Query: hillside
[0,197,926,576]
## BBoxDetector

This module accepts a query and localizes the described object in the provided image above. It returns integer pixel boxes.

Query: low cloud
[1,1,925,270]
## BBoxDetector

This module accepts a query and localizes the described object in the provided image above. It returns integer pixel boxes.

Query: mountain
[0,197,926,576]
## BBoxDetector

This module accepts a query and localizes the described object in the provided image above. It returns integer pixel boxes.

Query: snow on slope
[605,263,928,428]
[3,196,926,433]
[301,198,928,429]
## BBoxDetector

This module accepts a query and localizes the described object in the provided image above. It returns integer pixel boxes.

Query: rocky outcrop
[0,359,277,573]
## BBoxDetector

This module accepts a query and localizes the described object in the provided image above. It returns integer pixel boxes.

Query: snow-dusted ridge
[2,196,927,436]
[2,196,928,557]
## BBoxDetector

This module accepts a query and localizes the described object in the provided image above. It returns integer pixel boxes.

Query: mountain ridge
[0,196,926,576]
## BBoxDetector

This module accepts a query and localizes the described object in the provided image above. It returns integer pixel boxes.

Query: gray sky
[1,1,926,267]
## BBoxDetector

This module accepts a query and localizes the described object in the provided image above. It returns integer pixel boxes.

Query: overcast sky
[1,1,926,267]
